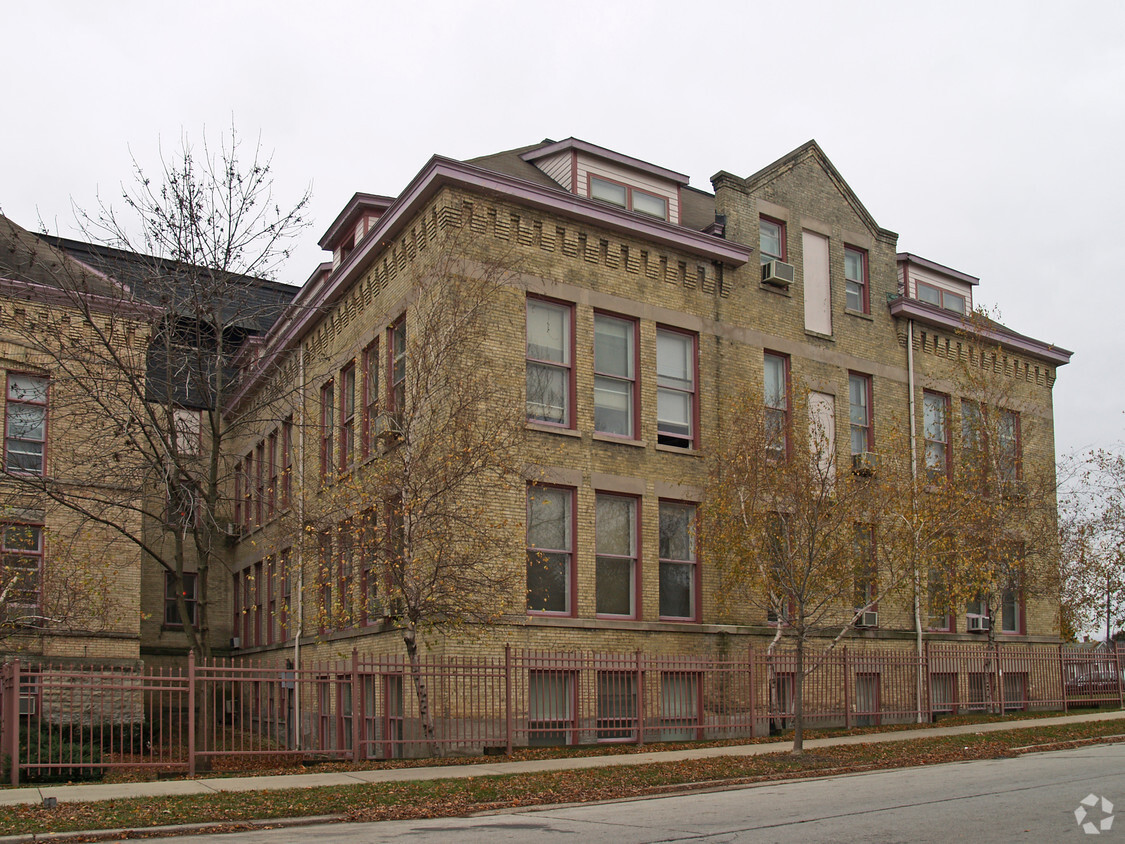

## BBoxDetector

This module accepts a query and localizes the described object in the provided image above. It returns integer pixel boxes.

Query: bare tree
[0,127,310,657]
[703,391,911,753]
[307,224,526,752]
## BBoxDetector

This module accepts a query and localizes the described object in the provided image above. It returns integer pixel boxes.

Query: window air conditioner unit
[18,696,37,716]
[967,615,990,633]
[856,611,878,628]
[761,260,795,288]
[230,636,241,649]
[223,522,244,546]
[373,412,403,440]
[852,452,878,476]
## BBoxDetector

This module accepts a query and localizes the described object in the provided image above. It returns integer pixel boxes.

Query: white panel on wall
[803,230,831,335]
[808,390,836,483]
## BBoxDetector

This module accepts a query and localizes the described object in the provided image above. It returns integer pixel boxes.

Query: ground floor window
[660,673,700,741]
[596,671,637,741]
[528,670,575,746]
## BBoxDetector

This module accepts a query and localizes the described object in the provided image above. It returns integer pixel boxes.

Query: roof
[41,236,300,334]
[0,214,119,298]
[898,253,980,286]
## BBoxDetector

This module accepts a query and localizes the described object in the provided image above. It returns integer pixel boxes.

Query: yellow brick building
[225,138,1071,670]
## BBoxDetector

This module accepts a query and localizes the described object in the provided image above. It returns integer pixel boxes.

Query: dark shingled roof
[0,214,119,297]
[39,236,300,334]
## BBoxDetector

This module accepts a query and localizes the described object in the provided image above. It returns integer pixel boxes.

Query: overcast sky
[3,0,1121,460]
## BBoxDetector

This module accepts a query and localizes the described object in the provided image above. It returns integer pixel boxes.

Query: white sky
[3,0,1122,459]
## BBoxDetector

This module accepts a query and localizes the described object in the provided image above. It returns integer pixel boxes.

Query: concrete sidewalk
[3,709,1122,808]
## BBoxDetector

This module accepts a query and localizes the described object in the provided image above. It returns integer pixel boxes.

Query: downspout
[294,342,305,749]
[907,317,924,722]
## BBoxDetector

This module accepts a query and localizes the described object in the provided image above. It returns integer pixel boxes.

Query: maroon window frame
[359,509,379,626]
[242,450,253,529]
[1,522,43,621]
[656,326,698,449]
[594,492,641,620]
[318,530,333,632]
[281,416,293,509]
[163,571,199,628]
[658,500,699,622]
[764,351,791,458]
[587,174,668,221]
[267,431,278,519]
[759,216,786,264]
[5,373,48,476]
[279,548,291,639]
[526,484,576,616]
[253,560,264,646]
[233,459,243,526]
[923,391,951,482]
[844,245,869,313]
[232,572,242,645]
[362,340,379,458]
[254,441,265,526]
[848,372,873,455]
[266,555,277,645]
[340,362,356,470]
[525,296,575,429]
[593,311,639,440]
[387,317,406,418]
[320,380,334,482]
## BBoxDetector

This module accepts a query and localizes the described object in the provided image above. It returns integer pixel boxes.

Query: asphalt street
[149,742,1125,843]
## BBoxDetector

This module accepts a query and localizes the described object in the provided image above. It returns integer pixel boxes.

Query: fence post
[843,647,851,730]
[748,642,756,738]
[995,642,1005,716]
[504,645,513,755]
[923,640,932,722]
[351,649,361,763]
[635,650,645,747]
[1115,641,1124,710]
[1059,644,1068,713]
[187,651,196,776]
[7,660,19,786]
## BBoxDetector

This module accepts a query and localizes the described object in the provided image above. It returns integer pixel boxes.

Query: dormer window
[916,281,965,314]
[589,176,668,221]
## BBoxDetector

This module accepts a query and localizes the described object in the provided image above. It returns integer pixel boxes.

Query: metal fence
[2,642,1120,785]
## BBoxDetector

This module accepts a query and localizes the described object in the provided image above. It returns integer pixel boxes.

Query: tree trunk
[402,625,438,756]
[792,636,805,755]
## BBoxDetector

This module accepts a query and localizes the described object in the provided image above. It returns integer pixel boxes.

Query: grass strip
[5,717,1125,839]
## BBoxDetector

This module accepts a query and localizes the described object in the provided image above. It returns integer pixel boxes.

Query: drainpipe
[294,342,305,749]
[907,317,925,722]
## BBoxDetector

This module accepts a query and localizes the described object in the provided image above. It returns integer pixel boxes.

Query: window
[593,314,637,438]
[998,409,1020,483]
[362,340,379,458]
[281,417,293,509]
[589,176,668,220]
[267,431,277,519]
[233,459,243,527]
[5,374,47,474]
[338,526,355,625]
[966,595,988,630]
[526,298,573,427]
[253,560,264,645]
[280,549,291,638]
[923,391,950,481]
[849,373,872,455]
[803,230,832,335]
[961,399,983,454]
[173,408,201,456]
[1,523,42,621]
[596,672,637,740]
[927,550,955,631]
[318,530,333,631]
[359,511,379,625]
[759,217,785,264]
[528,670,575,746]
[656,328,696,448]
[659,501,697,620]
[916,281,966,314]
[163,571,198,628]
[853,525,877,614]
[766,513,792,624]
[320,380,334,481]
[844,246,868,313]
[267,556,277,644]
[1001,587,1022,634]
[242,450,253,529]
[596,493,638,618]
[660,673,700,740]
[526,485,573,614]
[340,363,356,469]
[255,441,265,526]
[388,318,406,418]
[764,353,789,456]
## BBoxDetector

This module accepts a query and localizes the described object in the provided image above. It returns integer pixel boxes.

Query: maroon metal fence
[1,642,1120,785]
